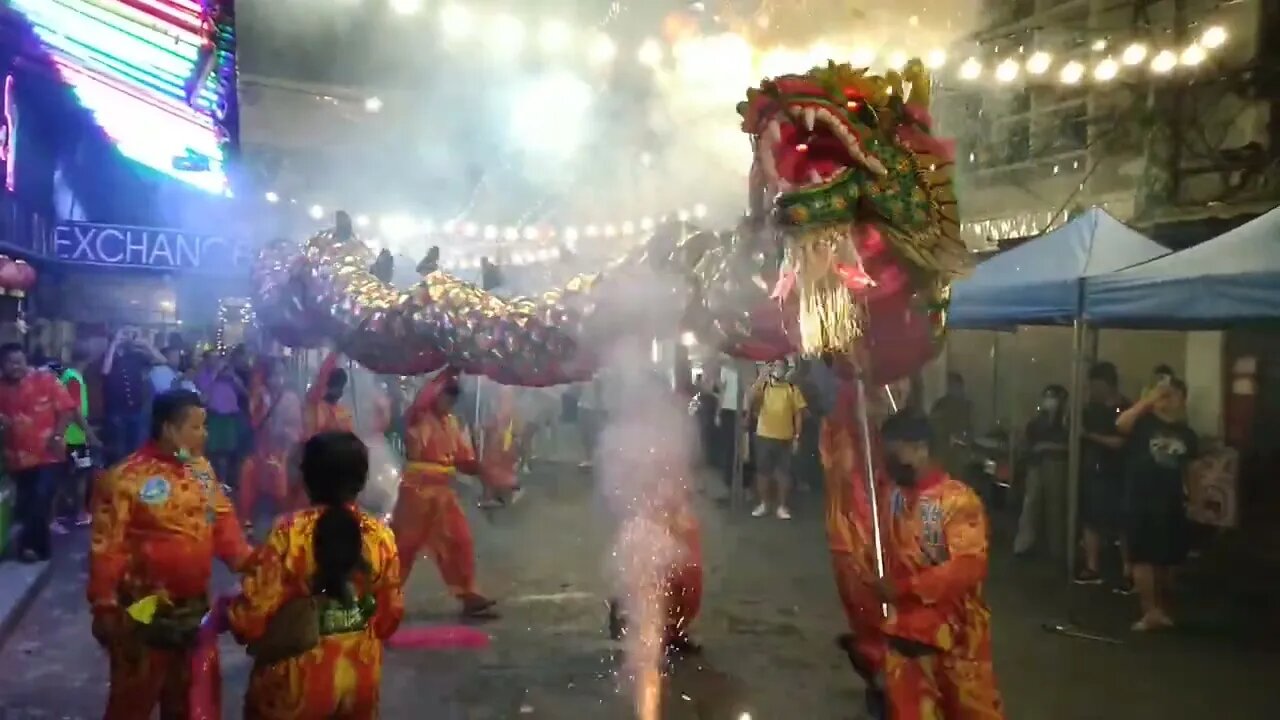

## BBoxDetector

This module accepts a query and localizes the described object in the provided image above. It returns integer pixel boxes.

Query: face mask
[1040,398,1059,412]
[885,457,917,486]
[770,369,785,380]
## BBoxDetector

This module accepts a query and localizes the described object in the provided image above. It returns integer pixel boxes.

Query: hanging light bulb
[1059,61,1085,84]
[1180,44,1207,66]
[1150,50,1178,73]
[959,57,982,80]
[1199,26,1227,50]
[925,49,947,68]
[1026,51,1052,75]
[995,59,1019,82]
[1121,43,1148,65]
[1093,58,1119,81]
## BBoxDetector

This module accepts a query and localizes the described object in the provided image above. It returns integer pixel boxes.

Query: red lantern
[12,260,35,292]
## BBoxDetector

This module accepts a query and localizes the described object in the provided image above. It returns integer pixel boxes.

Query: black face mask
[885,457,918,486]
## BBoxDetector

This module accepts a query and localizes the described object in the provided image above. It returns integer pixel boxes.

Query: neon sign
[10,1,237,195]
[52,223,250,275]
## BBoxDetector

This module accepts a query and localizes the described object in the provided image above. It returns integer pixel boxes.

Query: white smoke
[344,362,403,517]
[588,261,699,719]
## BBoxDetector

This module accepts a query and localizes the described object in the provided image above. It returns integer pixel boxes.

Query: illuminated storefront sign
[51,222,250,274]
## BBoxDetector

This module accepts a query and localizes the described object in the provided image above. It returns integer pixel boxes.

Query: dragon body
[253,60,966,385]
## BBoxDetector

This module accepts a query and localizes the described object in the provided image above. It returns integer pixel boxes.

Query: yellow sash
[405,461,456,475]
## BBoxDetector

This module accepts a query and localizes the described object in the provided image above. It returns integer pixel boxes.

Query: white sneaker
[751,503,769,517]
[775,506,792,520]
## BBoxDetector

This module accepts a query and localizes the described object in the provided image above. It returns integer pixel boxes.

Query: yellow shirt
[756,381,806,440]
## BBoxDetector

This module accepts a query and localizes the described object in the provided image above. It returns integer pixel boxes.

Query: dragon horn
[904,59,930,108]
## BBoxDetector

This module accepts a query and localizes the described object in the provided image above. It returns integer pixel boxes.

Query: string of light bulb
[260,191,709,268]
[290,11,1232,120]
[955,25,1227,86]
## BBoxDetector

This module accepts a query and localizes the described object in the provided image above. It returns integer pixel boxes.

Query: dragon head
[738,59,957,242]
[737,59,966,361]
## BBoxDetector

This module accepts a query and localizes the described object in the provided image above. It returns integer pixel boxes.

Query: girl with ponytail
[227,432,404,719]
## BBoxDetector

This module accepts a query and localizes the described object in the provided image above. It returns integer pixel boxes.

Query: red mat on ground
[386,624,491,650]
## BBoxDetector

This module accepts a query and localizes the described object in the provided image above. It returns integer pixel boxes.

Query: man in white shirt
[148,347,182,394]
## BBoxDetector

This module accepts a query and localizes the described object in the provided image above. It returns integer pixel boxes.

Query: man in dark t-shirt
[1076,362,1131,587]
[1117,377,1197,631]
[101,328,164,465]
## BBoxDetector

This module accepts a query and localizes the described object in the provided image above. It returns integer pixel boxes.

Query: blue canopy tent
[946,207,1167,579]
[1084,205,1280,328]
[949,208,1169,328]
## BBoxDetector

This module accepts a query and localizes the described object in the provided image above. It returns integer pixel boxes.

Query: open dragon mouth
[755,101,886,198]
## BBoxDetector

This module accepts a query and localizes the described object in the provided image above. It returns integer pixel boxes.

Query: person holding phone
[196,350,249,487]
[1116,376,1197,631]
[748,360,807,520]
[102,327,165,465]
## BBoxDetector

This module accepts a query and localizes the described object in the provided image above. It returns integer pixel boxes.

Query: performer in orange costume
[229,432,404,719]
[478,385,521,508]
[819,369,889,715]
[288,351,354,510]
[238,360,302,528]
[89,390,252,720]
[304,351,354,439]
[390,369,497,617]
[874,410,1004,720]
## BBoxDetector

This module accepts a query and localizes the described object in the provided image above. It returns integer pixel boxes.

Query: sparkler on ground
[596,344,698,720]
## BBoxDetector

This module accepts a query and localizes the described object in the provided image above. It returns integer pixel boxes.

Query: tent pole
[1065,319,1087,580]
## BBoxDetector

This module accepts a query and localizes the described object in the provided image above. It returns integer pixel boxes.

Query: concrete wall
[1183,331,1224,438]
[944,326,1191,434]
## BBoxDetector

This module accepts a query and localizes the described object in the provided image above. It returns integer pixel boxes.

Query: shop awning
[948,208,1169,328]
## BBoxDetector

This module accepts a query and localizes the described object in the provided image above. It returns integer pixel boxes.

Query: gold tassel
[788,225,862,354]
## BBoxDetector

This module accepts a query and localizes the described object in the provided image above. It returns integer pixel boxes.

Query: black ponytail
[301,432,370,601]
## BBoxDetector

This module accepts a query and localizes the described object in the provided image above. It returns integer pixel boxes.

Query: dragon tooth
[807,168,824,185]
[804,107,817,131]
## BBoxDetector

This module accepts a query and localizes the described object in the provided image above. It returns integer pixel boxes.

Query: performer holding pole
[389,369,498,618]
[821,358,889,718]
[873,410,1005,720]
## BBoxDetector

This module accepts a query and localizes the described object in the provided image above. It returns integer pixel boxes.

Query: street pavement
[0,463,1274,719]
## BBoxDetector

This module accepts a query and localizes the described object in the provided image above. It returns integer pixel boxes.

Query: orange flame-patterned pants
[389,483,477,597]
[104,634,215,720]
[884,646,1004,720]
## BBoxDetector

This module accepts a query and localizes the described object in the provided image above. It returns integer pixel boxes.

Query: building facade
[941,0,1273,249]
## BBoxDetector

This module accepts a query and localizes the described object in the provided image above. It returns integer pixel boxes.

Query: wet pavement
[0,463,1274,719]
